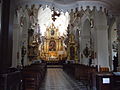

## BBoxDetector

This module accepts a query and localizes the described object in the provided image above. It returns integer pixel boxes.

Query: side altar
[40,24,67,61]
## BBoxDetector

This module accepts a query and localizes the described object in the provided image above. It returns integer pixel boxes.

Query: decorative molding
[14,0,109,12]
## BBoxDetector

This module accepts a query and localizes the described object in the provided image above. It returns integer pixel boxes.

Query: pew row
[63,64,97,89]
[0,69,22,90]
[22,63,47,90]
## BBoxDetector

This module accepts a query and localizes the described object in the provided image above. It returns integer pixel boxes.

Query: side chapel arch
[80,18,91,65]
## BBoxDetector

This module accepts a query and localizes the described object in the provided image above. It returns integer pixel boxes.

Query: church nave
[1,0,120,90]
[39,68,88,90]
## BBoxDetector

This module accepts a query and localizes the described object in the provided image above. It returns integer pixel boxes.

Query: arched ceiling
[55,0,120,10]
[15,0,120,14]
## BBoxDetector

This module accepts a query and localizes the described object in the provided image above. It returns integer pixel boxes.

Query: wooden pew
[0,70,22,90]
[112,72,120,90]
[22,63,46,90]
[63,64,97,89]
[23,71,40,90]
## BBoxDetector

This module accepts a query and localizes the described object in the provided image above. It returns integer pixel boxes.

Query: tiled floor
[39,68,88,90]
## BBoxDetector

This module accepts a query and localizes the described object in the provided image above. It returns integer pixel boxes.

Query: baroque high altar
[40,24,67,61]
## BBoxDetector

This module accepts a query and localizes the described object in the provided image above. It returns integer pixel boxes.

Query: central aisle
[40,68,88,90]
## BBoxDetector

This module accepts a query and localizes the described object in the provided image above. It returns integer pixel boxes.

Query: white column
[93,7,110,71]
[12,24,19,67]
[116,16,120,71]
[96,25,109,70]
[108,28,113,71]
[118,35,120,71]
[12,12,21,67]
[22,16,29,66]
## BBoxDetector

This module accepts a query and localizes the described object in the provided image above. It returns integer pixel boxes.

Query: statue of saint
[70,9,74,23]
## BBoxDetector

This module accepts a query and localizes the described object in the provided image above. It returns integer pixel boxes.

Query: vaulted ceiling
[15,0,120,14]
[102,0,120,9]
[54,0,120,10]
